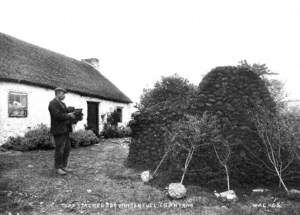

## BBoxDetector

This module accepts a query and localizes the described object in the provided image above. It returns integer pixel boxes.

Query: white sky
[1,0,300,103]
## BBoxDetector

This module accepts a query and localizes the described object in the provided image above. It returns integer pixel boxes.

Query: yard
[0,138,299,215]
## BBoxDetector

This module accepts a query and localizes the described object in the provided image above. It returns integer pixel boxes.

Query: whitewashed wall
[0,82,132,145]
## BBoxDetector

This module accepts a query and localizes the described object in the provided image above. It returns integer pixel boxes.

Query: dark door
[87,102,99,135]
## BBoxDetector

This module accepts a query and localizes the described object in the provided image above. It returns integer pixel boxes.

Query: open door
[87,101,99,136]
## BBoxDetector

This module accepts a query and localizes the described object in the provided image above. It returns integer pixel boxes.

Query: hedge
[2,124,99,151]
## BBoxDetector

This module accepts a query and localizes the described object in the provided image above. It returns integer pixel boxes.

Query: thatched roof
[0,32,132,103]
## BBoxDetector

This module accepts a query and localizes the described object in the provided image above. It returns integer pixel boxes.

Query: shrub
[23,124,54,150]
[166,113,230,185]
[127,74,197,167]
[100,109,132,139]
[2,125,99,151]
[139,74,197,109]
[2,124,54,151]
[2,136,28,151]
[70,129,99,148]
[106,109,121,127]
[101,124,118,138]
[249,105,299,192]
[248,106,300,189]
[101,124,132,139]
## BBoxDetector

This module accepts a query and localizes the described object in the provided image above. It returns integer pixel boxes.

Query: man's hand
[68,112,76,119]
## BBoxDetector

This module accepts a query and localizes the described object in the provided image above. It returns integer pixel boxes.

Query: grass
[0,138,300,215]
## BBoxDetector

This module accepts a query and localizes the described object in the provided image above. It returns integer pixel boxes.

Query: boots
[56,168,67,175]
[62,167,73,172]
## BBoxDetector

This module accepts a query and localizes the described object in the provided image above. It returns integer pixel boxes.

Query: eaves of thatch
[0,32,132,104]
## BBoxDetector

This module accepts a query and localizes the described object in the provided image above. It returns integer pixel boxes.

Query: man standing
[48,87,75,175]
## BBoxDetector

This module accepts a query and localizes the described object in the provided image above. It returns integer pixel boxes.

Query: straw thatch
[0,32,131,103]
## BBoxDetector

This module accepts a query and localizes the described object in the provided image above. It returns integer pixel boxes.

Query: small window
[8,92,28,117]
[116,107,123,123]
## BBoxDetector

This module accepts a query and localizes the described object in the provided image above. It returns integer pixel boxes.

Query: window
[116,107,123,123]
[8,92,28,117]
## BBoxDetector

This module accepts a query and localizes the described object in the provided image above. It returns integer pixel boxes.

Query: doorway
[87,101,99,136]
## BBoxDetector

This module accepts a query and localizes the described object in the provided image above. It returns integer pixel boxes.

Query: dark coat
[48,98,72,136]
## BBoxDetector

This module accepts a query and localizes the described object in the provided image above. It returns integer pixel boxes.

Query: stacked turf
[191,66,276,186]
[128,67,277,187]
[67,106,84,124]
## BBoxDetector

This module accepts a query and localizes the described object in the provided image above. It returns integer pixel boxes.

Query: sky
[1,0,300,103]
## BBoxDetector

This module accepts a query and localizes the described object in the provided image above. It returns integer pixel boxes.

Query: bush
[100,109,132,139]
[127,74,197,167]
[2,136,29,151]
[2,125,99,151]
[249,105,299,192]
[23,124,54,150]
[106,109,121,127]
[2,124,53,151]
[70,129,99,147]
[101,124,132,139]
[164,113,232,186]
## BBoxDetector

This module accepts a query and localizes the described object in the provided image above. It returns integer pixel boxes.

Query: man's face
[56,91,66,100]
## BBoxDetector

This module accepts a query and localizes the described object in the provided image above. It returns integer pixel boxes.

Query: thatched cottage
[0,32,132,144]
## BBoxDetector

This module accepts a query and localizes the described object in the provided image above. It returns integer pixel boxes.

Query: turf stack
[191,66,276,186]
[127,67,276,187]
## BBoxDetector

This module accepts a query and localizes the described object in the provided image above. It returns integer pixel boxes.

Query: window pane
[8,92,28,117]
[8,94,14,104]
[15,95,21,103]
[20,96,27,106]
[117,108,122,123]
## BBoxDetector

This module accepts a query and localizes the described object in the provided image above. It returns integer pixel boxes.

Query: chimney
[81,58,99,69]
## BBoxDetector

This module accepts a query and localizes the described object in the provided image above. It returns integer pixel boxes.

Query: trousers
[53,133,71,169]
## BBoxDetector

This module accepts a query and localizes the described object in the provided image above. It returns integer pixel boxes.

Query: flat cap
[54,87,67,93]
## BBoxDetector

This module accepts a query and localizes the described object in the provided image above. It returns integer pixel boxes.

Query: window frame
[116,107,123,123]
[8,91,28,118]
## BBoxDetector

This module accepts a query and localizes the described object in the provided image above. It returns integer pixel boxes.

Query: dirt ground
[0,138,299,215]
